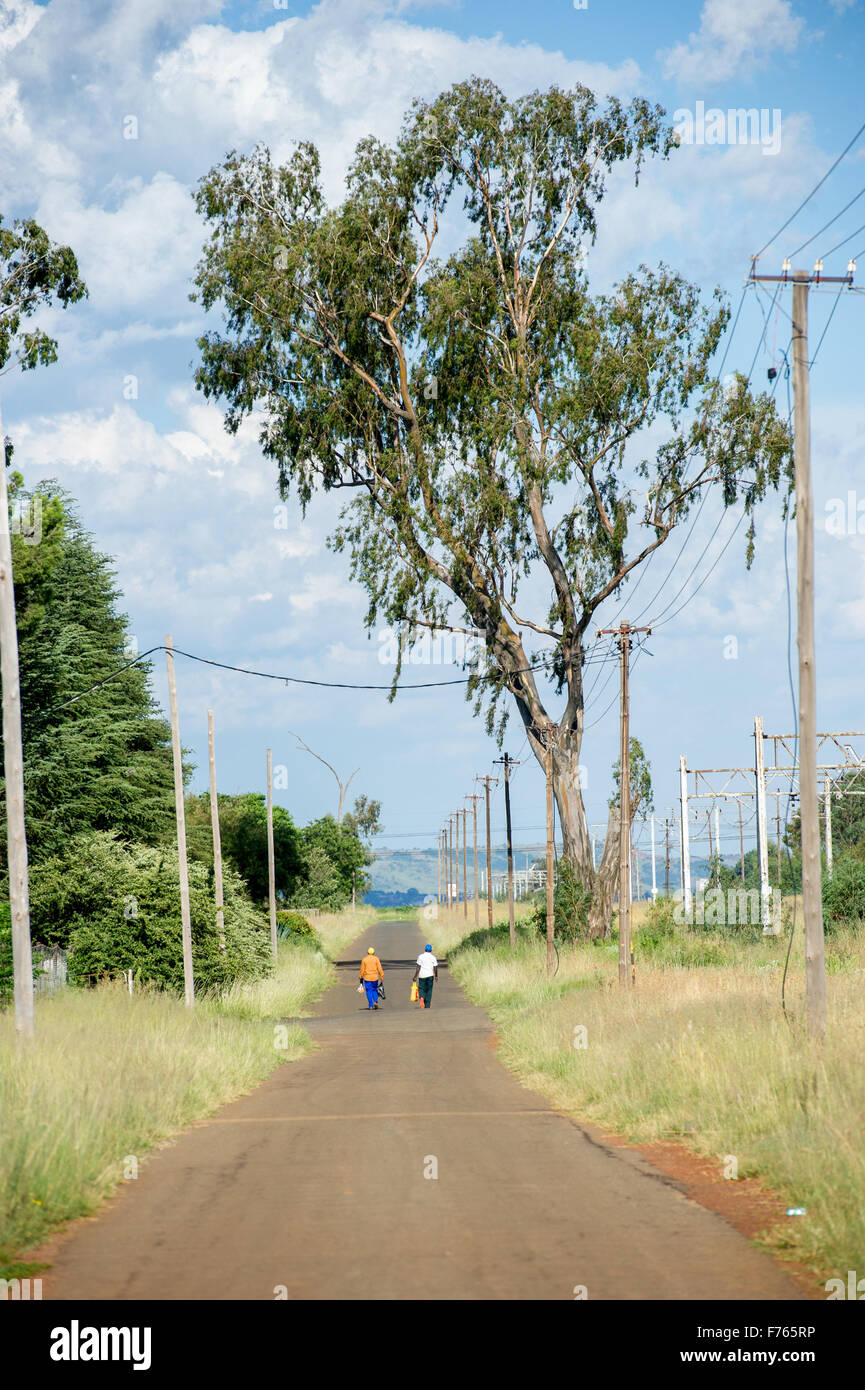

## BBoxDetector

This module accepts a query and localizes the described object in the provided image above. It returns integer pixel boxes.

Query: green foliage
[290,843,346,911]
[0,214,87,374]
[822,854,865,928]
[28,832,273,993]
[1,482,177,869]
[0,902,14,1004]
[527,859,593,942]
[300,813,372,900]
[192,77,791,802]
[638,893,678,943]
[185,792,303,903]
[717,844,800,896]
[609,738,653,817]
[553,858,592,941]
[275,910,322,951]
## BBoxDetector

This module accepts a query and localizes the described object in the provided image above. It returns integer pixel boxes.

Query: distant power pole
[737,799,746,883]
[266,748,277,962]
[598,622,651,986]
[465,794,481,927]
[207,710,226,952]
[650,815,657,899]
[0,419,34,1039]
[453,811,461,911]
[477,775,498,930]
[461,806,468,918]
[494,752,520,948]
[824,775,833,877]
[664,817,671,897]
[754,716,771,930]
[166,635,195,1007]
[437,831,442,905]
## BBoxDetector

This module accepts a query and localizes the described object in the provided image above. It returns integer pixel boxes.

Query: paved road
[44,920,803,1300]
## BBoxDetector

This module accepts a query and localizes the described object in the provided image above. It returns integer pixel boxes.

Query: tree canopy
[192,78,792,935]
[1,481,177,870]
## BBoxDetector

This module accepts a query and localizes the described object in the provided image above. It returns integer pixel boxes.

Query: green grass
[314,906,378,959]
[216,940,333,1019]
[0,939,333,1276]
[440,914,865,1289]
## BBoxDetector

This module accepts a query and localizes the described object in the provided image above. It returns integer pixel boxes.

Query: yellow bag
[410,981,418,1002]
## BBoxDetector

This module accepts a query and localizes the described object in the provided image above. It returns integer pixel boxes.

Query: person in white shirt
[412,944,438,1010]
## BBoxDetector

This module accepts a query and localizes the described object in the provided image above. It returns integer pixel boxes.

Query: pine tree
[1,481,177,869]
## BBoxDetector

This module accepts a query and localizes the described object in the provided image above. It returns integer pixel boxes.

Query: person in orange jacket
[359,946,384,1009]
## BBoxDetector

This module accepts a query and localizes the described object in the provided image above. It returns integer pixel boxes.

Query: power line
[809,288,845,369]
[27,642,625,726]
[752,118,865,261]
[788,184,865,260]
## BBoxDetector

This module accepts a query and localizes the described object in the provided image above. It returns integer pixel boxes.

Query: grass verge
[0,939,330,1277]
[436,912,865,1289]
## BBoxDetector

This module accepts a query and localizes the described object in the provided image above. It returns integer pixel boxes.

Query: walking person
[412,944,438,1010]
[359,946,384,1010]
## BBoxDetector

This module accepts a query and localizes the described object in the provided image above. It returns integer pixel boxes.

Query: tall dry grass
[214,939,333,1019]
[314,905,378,959]
[447,920,865,1284]
[0,938,334,1275]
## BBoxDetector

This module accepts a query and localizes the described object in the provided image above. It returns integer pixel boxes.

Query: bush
[275,910,323,952]
[527,859,592,942]
[28,832,273,994]
[822,854,865,927]
[289,845,347,912]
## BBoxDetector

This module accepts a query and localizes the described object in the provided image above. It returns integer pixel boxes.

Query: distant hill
[364,888,428,907]
[366,841,715,900]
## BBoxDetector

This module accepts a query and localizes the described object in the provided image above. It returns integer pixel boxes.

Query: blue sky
[2,0,865,877]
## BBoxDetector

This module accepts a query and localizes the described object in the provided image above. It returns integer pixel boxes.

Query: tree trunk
[532,732,621,939]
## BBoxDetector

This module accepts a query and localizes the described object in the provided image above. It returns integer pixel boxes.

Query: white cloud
[289,572,359,612]
[662,0,805,86]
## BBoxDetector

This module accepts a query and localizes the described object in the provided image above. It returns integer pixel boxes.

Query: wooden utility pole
[207,710,226,952]
[775,793,783,890]
[599,622,650,985]
[0,418,34,1039]
[650,815,657,898]
[748,261,850,1031]
[792,269,825,1035]
[495,752,520,948]
[266,748,277,962]
[466,794,481,928]
[477,776,497,929]
[166,635,194,1007]
[450,811,458,911]
[460,806,468,918]
[824,775,833,877]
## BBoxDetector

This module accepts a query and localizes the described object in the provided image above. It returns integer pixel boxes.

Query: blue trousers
[364,979,379,1007]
